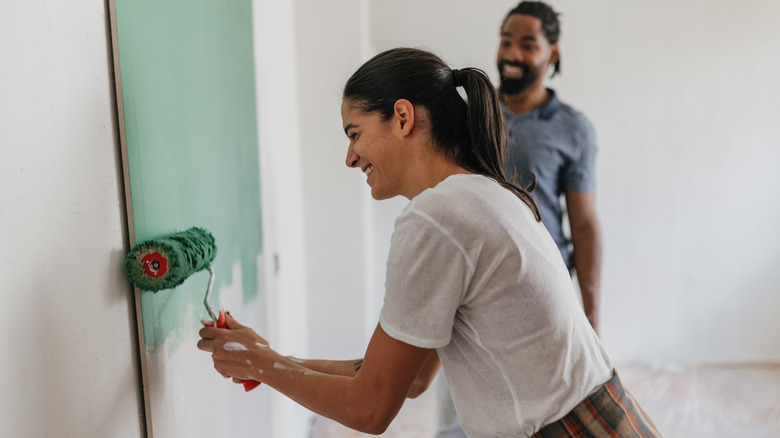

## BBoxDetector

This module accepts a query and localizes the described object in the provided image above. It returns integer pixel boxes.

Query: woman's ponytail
[454,68,541,221]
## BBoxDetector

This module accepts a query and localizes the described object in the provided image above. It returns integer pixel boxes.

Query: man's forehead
[502,14,544,35]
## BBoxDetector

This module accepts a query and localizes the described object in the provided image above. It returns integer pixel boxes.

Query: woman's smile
[342,99,406,200]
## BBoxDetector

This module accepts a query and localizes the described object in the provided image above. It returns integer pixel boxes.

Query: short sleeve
[379,208,472,349]
[562,115,597,192]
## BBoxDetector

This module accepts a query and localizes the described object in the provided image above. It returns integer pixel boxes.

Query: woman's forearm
[286,357,364,377]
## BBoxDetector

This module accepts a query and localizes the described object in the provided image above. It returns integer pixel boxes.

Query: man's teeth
[503,65,523,77]
[364,165,373,176]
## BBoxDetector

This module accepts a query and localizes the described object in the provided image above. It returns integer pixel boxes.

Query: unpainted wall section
[0,0,144,436]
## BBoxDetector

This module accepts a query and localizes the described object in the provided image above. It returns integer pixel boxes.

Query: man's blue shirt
[502,89,597,269]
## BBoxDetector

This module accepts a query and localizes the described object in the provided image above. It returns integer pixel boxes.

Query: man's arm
[565,190,602,333]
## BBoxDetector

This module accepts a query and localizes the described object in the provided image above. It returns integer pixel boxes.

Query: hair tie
[452,68,465,87]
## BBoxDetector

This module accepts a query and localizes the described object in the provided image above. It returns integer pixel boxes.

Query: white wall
[253,0,312,436]
[293,0,375,360]
[252,0,377,435]
[365,0,780,364]
[553,0,780,364]
[0,1,144,436]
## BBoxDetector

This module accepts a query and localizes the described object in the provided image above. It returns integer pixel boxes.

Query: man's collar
[537,88,561,120]
[500,88,561,119]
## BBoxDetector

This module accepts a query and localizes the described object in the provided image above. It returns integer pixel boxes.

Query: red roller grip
[214,309,262,392]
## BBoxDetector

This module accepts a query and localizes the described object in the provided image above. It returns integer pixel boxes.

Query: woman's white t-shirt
[379,174,612,437]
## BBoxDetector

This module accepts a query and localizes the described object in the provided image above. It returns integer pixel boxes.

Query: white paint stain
[256,341,269,348]
[173,371,185,424]
[273,362,291,371]
[288,356,304,363]
[245,359,254,370]
[224,342,248,351]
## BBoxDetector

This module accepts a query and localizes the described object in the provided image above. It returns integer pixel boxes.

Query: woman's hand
[197,313,271,382]
[199,320,435,434]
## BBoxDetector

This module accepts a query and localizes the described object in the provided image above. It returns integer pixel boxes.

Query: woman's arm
[198,315,433,435]
[286,357,365,377]
[406,350,440,398]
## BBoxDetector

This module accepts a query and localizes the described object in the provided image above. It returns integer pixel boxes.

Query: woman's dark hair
[502,1,561,77]
[343,47,541,221]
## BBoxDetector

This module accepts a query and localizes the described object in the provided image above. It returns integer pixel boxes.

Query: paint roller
[125,227,261,391]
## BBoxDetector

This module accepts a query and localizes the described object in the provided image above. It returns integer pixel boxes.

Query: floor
[308,363,780,438]
[618,362,780,438]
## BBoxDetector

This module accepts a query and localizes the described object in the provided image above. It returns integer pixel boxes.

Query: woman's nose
[345,144,360,168]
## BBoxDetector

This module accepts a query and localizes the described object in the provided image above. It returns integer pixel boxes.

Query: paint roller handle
[211,309,262,392]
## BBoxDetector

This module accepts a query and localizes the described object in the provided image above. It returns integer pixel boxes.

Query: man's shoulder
[554,98,593,126]
[548,98,595,140]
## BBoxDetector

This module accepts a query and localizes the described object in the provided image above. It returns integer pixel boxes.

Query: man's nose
[501,45,523,63]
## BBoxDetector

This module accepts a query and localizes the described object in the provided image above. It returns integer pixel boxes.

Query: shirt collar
[500,88,561,120]
[537,88,561,120]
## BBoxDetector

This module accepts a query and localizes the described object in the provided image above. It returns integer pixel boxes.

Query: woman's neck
[402,152,470,200]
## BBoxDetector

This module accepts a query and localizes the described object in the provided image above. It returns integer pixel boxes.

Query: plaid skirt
[533,371,661,438]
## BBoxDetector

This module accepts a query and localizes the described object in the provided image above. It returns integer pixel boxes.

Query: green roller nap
[125,227,217,292]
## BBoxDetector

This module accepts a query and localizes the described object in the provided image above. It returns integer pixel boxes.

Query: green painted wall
[115,0,262,352]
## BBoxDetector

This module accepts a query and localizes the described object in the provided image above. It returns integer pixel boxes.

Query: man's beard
[497,61,541,96]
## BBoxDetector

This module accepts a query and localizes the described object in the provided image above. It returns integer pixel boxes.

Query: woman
[198,48,659,437]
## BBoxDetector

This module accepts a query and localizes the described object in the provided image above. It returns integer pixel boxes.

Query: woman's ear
[393,99,415,136]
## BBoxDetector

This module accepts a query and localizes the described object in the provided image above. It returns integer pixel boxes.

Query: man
[498,0,602,331]
[437,2,603,436]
